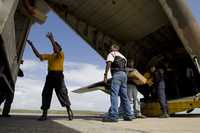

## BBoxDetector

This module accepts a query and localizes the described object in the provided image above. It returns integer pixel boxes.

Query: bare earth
[0,114,200,133]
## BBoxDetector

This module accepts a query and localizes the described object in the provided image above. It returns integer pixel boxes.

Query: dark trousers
[0,91,14,115]
[41,71,71,110]
[157,85,168,114]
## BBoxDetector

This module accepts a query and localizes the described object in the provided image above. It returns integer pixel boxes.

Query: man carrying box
[119,60,146,118]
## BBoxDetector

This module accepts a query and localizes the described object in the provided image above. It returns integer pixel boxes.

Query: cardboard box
[128,70,147,85]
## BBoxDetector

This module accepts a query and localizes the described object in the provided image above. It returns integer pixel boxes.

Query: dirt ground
[0,114,200,133]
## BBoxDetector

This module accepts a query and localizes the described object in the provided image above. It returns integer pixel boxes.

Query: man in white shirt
[103,44,133,122]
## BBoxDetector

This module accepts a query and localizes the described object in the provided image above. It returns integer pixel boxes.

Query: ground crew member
[27,32,73,121]
[186,66,198,94]
[0,64,24,117]
[118,60,146,118]
[126,60,146,118]
[0,90,14,117]
[103,44,133,122]
[150,65,169,118]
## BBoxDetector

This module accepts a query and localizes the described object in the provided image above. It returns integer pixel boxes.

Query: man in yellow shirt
[27,32,73,121]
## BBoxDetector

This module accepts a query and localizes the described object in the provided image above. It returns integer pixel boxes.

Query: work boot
[38,110,47,121]
[159,113,169,118]
[1,114,11,117]
[2,105,11,117]
[66,106,73,121]
[102,117,118,122]
[38,115,47,121]
[123,116,133,121]
[135,114,146,119]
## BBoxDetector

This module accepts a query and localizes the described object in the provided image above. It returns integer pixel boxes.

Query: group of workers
[103,44,170,122]
[1,32,193,122]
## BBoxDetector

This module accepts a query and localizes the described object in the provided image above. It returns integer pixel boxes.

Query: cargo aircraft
[1,0,200,116]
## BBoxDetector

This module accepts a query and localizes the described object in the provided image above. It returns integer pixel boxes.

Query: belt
[48,71,63,75]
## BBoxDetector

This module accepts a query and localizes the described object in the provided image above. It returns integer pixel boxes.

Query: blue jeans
[119,84,141,116]
[157,81,168,114]
[108,71,132,119]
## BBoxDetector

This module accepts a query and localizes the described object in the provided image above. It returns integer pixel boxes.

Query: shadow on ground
[1,114,200,133]
[0,115,82,133]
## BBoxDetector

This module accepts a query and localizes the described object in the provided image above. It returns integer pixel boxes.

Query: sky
[13,11,110,112]
[1,0,200,112]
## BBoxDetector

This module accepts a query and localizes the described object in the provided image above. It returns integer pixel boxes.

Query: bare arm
[27,39,42,60]
[46,32,60,53]
[104,61,112,83]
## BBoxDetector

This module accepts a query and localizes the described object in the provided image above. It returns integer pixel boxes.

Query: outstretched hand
[26,39,41,59]
[46,32,54,40]
[26,39,33,46]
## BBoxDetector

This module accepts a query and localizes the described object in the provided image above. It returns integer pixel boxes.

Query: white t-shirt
[106,51,127,62]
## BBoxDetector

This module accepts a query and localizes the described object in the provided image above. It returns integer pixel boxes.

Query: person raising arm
[26,32,73,121]
[26,39,42,60]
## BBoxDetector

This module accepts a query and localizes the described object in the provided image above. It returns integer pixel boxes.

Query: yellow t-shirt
[40,51,64,71]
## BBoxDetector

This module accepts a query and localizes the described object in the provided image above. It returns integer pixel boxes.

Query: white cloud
[64,62,105,88]
[12,59,110,112]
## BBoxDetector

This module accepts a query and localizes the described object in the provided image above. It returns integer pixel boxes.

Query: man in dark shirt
[151,65,169,118]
